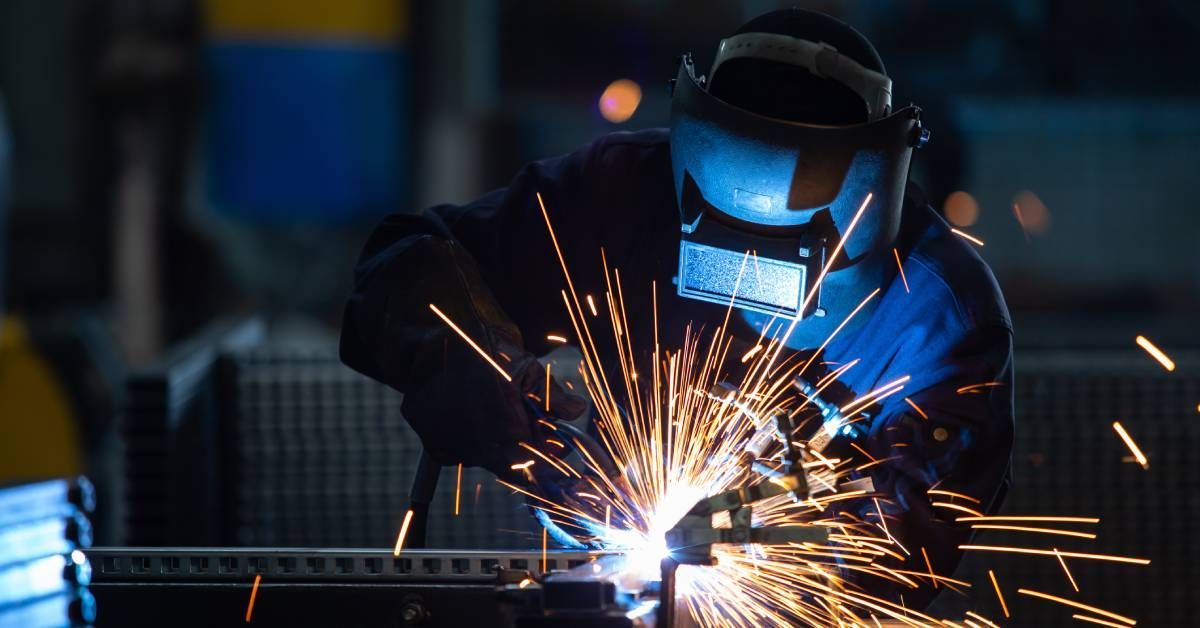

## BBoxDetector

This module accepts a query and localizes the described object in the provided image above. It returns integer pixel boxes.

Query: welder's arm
[851,324,1014,608]
[340,148,599,477]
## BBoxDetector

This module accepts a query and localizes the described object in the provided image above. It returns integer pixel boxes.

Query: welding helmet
[670,10,927,348]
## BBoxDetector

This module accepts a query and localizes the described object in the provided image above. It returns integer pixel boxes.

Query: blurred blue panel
[0,97,9,313]
[206,43,406,224]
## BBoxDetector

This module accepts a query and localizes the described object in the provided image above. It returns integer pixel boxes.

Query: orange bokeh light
[599,79,642,123]
[1013,190,1051,236]
[943,191,979,227]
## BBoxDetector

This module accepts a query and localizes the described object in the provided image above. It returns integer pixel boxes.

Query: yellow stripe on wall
[205,0,407,43]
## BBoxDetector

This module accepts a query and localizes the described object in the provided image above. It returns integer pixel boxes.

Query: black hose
[406,450,442,549]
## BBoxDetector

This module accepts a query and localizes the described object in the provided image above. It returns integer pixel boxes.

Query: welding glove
[341,235,585,481]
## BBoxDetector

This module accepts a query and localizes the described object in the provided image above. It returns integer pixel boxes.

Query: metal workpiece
[89,547,606,582]
[89,547,617,627]
[518,555,659,628]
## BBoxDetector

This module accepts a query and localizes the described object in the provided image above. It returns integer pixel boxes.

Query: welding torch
[657,378,875,627]
[658,411,827,627]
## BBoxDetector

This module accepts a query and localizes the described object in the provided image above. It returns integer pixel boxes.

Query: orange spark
[931,501,984,517]
[519,578,533,589]
[904,397,929,420]
[892,248,909,293]
[970,524,1096,540]
[545,363,552,412]
[850,442,877,463]
[1054,547,1080,592]
[454,463,463,516]
[800,193,872,315]
[921,547,937,588]
[510,460,536,470]
[1134,335,1174,371]
[244,573,262,623]
[1073,615,1129,628]
[740,345,764,363]
[392,509,414,556]
[927,489,981,504]
[839,373,909,415]
[957,515,1098,524]
[956,382,1004,394]
[542,528,548,572]
[586,294,598,316]
[518,442,579,478]
[965,611,999,628]
[1017,589,1136,625]
[960,546,1149,565]
[1112,422,1149,469]
[546,334,568,344]
[873,498,897,548]
[950,228,985,247]
[988,570,1009,619]
[429,304,512,382]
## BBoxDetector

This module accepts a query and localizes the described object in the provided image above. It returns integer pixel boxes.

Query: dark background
[0,1,1197,625]
[3,0,1199,341]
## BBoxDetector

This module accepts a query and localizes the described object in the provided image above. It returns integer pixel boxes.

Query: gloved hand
[504,349,592,480]
[408,339,591,484]
[513,350,634,548]
[347,235,587,480]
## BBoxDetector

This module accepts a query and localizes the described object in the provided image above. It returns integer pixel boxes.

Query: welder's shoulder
[580,129,671,175]
[589,128,670,152]
[554,129,674,231]
[906,205,1013,334]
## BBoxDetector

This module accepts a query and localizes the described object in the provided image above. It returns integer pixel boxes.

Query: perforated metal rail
[89,547,604,582]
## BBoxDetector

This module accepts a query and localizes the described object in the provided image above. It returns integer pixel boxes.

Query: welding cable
[405,450,442,549]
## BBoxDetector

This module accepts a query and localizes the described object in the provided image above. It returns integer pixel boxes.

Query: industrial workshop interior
[1,1,1197,626]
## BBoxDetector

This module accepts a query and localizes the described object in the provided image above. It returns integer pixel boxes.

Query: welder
[340,8,1013,612]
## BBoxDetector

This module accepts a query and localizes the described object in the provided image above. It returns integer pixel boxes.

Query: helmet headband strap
[711,32,892,120]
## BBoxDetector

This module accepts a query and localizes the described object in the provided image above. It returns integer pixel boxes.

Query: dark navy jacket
[341,129,1014,609]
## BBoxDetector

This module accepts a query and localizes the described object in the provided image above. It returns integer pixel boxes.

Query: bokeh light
[599,79,642,123]
[943,191,980,227]
[1013,190,1052,236]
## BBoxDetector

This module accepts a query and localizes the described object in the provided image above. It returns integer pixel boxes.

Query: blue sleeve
[843,322,1013,609]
